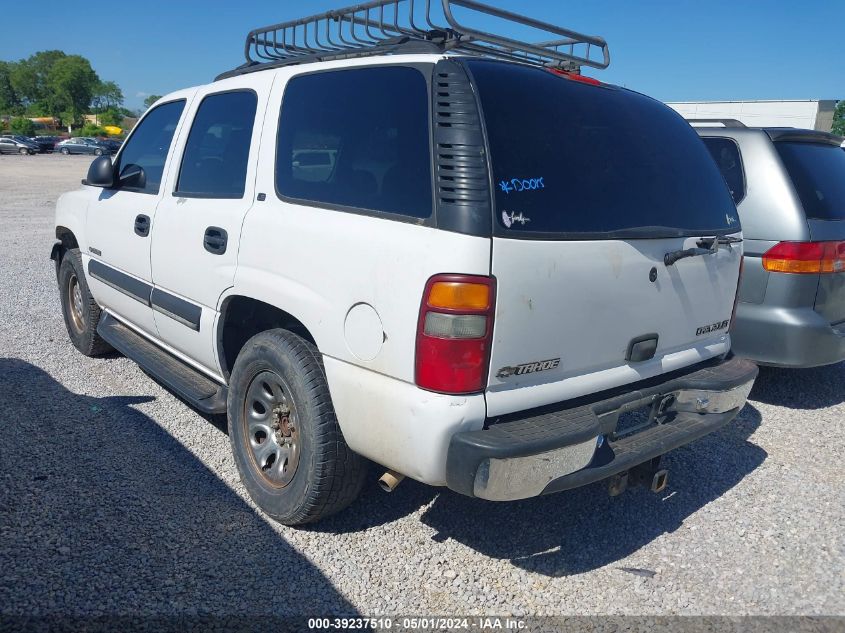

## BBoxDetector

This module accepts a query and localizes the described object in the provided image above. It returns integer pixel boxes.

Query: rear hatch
[466,60,743,416]
[772,136,845,326]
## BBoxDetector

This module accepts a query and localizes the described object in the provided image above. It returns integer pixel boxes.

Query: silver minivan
[695,122,845,367]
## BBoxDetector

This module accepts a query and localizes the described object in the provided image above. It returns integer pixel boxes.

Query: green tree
[832,100,845,136]
[10,116,36,136]
[79,123,107,137]
[0,61,21,114]
[47,55,100,124]
[98,108,124,126]
[91,80,124,111]
[143,94,162,110]
[9,50,66,111]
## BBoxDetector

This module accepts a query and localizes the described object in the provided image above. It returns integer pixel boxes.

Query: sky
[0,0,841,111]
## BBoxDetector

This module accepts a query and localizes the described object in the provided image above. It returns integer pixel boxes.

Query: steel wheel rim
[242,370,301,488]
[67,273,85,333]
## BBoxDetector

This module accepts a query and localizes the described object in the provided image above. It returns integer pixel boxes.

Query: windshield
[467,60,739,238]
[775,142,845,221]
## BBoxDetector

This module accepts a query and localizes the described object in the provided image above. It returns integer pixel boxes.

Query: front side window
[276,66,432,219]
[114,100,185,195]
[702,137,746,204]
[176,91,257,198]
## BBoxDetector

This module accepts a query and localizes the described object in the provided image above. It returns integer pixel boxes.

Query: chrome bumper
[446,356,759,501]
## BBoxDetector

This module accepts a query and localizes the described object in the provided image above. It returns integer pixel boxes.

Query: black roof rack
[217,0,609,80]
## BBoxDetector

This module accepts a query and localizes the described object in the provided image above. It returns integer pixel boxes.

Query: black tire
[58,248,112,356]
[19,148,28,155]
[94,148,103,156]
[228,329,367,525]
[60,147,69,155]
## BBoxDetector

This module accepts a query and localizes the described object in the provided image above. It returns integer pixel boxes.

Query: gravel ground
[1,154,843,620]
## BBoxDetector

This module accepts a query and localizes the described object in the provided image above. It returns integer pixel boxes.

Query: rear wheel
[228,329,367,525]
[58,249,111,356]
[94,148,103,156]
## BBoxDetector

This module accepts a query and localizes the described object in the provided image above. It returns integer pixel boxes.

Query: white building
[667,100,837,132]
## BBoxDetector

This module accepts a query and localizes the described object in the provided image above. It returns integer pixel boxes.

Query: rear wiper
[664,235,743,266]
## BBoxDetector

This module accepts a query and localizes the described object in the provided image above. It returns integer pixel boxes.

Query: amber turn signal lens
[762,241,845,274]
[428,282,490,310]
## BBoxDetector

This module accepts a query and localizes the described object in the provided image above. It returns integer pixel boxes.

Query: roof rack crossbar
[236,0,610,77]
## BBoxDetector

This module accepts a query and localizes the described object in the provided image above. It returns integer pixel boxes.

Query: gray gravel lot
[1,154,843,619]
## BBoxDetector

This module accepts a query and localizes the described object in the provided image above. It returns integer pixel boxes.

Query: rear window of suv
[467,60,739,238]
[775,142,845,221]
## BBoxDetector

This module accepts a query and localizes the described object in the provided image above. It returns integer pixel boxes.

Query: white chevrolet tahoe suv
[51,1,758,525]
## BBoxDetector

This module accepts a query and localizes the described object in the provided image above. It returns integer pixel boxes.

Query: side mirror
[85,155,115,187]
[118,164,146,190]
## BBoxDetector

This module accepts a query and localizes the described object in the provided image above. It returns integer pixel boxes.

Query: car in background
[96,138,122,153]
[0,135,39,155]
[56,138,110,156]
[29,136,60,153]
[694,120,845,368]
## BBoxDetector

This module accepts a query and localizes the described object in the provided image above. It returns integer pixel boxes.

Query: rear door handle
[203,227,228,255]
[134,214,151,237]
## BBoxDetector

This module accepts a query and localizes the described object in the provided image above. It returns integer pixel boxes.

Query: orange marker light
[428,282,491,311]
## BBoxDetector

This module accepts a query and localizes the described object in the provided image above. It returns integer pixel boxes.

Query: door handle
[134,214,150,237]
[203,227,228,255]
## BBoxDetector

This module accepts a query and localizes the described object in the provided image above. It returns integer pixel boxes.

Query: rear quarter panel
[230,58,492,383]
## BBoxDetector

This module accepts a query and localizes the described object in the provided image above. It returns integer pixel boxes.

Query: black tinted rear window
[702,137,746,204]
[468,60,739,237]
[775,142,845,221]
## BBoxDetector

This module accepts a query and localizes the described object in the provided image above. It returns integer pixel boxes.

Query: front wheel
[60,147,69,155]
[228,329,367,525]
[94,148,103,156]
[19,148,28,155]
[58,249,112,356]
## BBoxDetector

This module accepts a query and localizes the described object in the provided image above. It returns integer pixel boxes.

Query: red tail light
[415,274,496,394]
[762,241,845,274]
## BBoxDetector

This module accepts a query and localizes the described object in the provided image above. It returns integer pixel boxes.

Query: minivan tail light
[762,241,845,274]
[415,274,496,395]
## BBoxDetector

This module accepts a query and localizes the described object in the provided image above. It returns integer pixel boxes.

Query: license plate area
[602,394,678,442]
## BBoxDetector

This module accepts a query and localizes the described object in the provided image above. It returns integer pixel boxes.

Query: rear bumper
[732,302,845,368]
[446,356,758,501]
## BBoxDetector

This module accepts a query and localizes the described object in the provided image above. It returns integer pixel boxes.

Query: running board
[97,312,227,414]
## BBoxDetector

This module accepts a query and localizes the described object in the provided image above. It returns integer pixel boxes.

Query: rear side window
[467,60,739,237]
[176,91,257,198]
[276,66,432,219]
[115,100,185,194]
[702,137,746,204]
[775,142,845,220]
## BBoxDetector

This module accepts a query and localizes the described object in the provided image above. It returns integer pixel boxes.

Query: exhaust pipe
[650,469,669,493]
[378,470,405,492]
